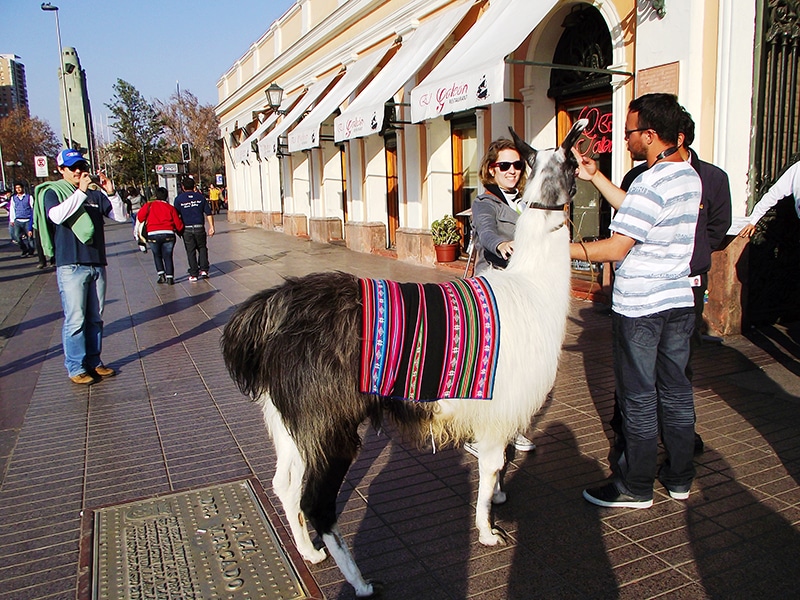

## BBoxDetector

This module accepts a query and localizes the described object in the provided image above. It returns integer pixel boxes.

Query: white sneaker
[513,434,536,452]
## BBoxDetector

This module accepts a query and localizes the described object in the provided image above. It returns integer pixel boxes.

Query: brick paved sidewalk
[0,217,798,599]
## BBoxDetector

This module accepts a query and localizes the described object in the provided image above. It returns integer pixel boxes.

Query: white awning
[410,0,558,123]
[259,73,338,158]
[234,113,279,163]
[288,48,388,152]
[333,2,472,143]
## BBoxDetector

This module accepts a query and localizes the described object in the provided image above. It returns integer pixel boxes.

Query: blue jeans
[56,265,107,377]
[13,220,34,253]
[147,234,176,277]
[612,307,696,497]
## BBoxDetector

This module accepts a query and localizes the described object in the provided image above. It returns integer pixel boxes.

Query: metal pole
[41,4,74,149]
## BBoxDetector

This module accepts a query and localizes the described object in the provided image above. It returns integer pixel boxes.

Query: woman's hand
[497,240,514,260]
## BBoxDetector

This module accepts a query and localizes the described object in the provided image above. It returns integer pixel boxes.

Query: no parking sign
[34,156,48,178]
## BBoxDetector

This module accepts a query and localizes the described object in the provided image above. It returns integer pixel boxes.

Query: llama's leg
[322,526,376,597]
[303,455,377,597]
[475,442,509,546]
[264,401,326,564]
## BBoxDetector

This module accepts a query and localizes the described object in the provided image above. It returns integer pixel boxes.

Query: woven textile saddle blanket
[359,277,500,401]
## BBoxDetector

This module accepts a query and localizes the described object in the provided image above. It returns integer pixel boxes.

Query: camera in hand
[87,174,102,190]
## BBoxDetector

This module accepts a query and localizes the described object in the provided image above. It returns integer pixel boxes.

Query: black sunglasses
[66,162,90,172]
[490,160,525,172]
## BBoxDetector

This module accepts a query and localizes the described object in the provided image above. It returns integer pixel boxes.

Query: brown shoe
[70,372,98,385]
[92,365,116,379]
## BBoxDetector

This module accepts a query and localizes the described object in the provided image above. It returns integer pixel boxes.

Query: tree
[156,90,222,187]
[0,109,61,186]
[105,79,165,193]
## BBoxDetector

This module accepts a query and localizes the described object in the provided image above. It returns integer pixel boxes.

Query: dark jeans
[612,307,696,497]
[147,233,177,277]
[182,227,208,277]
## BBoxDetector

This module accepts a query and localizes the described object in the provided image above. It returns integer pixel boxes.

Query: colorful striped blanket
[359,277,500,401]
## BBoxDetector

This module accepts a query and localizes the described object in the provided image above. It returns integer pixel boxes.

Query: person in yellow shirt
[208,183,222,215]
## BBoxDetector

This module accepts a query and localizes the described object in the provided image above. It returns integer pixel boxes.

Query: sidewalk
[0,216,799,599]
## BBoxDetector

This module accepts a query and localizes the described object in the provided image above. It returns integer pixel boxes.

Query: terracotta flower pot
[434,243,460,263]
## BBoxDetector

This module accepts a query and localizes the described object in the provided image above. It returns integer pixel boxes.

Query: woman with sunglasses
[471,138,528,275]
[464,138,536,456]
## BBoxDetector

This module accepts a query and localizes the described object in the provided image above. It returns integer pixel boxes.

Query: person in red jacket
[136,187,184,284]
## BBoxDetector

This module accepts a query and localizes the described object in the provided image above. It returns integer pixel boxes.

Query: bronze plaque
[90,479,319,599]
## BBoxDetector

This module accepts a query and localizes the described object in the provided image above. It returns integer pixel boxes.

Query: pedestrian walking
[136,186,184,285]
[10,183,35,257]
[173,176,214,281]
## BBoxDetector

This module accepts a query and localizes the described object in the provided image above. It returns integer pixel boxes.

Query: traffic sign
[35,156,48,178]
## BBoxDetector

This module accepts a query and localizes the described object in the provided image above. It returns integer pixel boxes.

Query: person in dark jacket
[173,177,214,281]
[471,138,529,275]
[465,137,536,455]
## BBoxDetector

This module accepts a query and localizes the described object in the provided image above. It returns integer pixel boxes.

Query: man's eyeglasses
[624,128,650,140]
[66,162,90,172]
[490,160,525,172]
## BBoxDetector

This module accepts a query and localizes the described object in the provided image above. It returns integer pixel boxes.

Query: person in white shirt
[738,160,800,238]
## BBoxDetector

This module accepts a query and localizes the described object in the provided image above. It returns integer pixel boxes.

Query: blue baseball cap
[57,149,87,167]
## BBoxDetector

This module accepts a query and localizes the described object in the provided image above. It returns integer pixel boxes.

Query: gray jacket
[471,189,519,275]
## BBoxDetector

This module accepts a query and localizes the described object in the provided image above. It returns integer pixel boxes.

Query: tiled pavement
[0,215,799,599]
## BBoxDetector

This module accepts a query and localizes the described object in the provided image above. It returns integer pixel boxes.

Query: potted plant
[431,214,462,262]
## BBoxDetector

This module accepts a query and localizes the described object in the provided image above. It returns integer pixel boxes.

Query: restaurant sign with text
[411,62,504,122]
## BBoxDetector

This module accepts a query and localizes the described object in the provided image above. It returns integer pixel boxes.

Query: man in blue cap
[35,149,128,385]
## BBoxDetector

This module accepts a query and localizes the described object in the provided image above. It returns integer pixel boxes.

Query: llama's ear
[508,127,537,167]
[560,118,589,152]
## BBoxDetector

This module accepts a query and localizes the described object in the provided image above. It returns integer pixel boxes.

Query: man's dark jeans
[612,307,696,497]
[182,227,209,277]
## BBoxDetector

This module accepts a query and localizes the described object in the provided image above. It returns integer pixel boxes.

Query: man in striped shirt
[569,93,702,508]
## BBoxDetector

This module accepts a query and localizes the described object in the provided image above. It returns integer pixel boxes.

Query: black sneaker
[157,273,166,284]
[583,482,652,508]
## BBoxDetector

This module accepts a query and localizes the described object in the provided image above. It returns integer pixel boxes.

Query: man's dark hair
[181,176,196,190]
[628,93,683,146]
[679,107,695,148]
[155,187,168,201]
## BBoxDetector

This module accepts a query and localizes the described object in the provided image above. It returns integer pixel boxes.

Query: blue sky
[2,0,294,142]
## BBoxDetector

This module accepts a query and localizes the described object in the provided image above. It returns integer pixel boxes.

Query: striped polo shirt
[610,161,702,318]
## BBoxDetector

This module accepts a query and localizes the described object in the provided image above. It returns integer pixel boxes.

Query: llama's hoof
[479,525,509,546]
[302,547,327,564]
[492,490,507,505]
[356,580,384,597]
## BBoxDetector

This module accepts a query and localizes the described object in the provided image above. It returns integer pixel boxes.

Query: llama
[221,119,587,597]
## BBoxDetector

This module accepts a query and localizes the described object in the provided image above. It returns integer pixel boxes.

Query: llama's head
[510,119,588,209]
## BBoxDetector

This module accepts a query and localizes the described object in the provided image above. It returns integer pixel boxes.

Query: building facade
[216,0,788,314]
[0,54,29,118]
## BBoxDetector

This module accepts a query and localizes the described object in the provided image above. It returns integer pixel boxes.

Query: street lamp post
[41,3,74,149]
[5,161,23,187]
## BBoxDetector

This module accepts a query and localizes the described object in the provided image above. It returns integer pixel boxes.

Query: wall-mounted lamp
[265,83,285,114]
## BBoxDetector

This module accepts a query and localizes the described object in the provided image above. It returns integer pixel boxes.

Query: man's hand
[738,224,757,238]
[97,170,115,196]
[572,147,598,181]
[78,172,92,193]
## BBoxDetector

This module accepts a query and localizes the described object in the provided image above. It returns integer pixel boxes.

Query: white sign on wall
[34,156,48,178]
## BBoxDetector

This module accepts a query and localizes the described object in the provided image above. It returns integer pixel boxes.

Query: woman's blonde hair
[478,138,527,193]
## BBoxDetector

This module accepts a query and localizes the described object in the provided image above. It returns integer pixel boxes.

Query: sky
[2,0,296,143]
